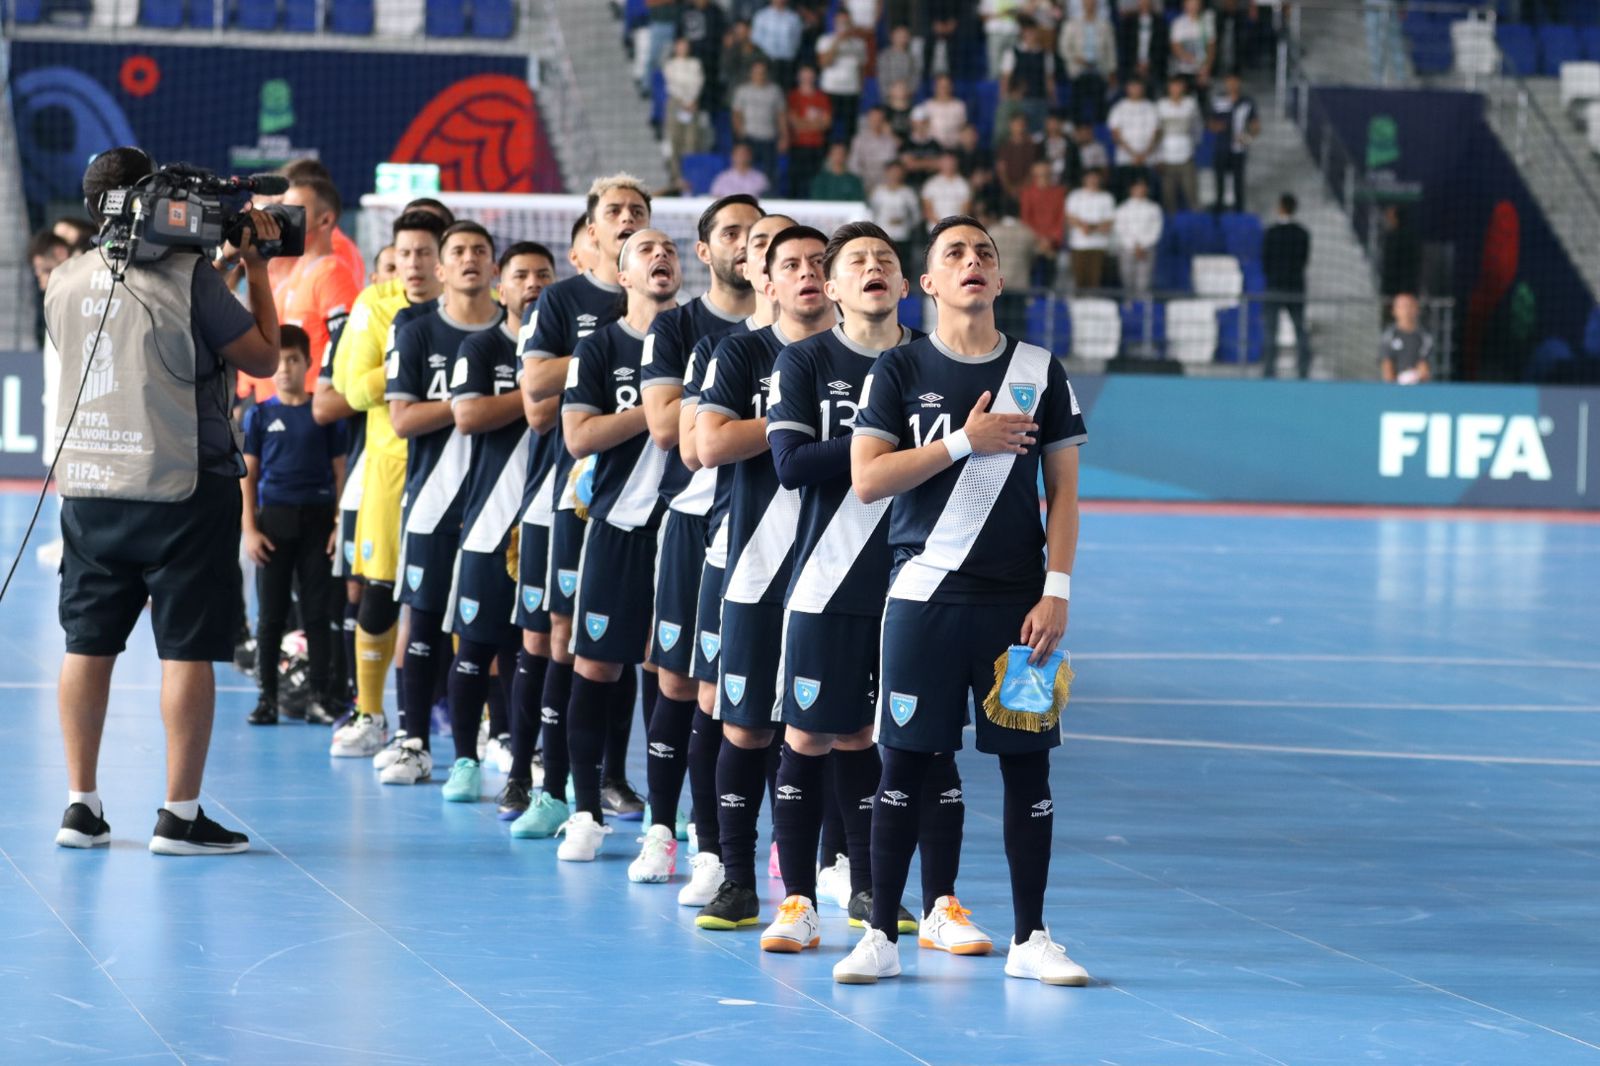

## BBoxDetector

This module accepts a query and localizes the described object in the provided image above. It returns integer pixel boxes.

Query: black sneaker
[302,700,336,726]
[497,779,532,820]
[601,777,645,820]
[55,803,110,848]
[695,880,761,930]
[247,699,278,726]
[847,889,917,934]
[281,699,307,721]
[148,807,250,855]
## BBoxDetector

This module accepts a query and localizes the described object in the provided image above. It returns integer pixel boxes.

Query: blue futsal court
[2,492,1598,1065]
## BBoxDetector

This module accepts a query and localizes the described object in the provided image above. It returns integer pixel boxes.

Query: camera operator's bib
[44,253,204,502]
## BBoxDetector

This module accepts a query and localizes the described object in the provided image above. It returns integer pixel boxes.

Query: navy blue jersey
[322,315,366,463]
[697,323,802,605]
[641,294,749,390]
[766,324,920,617]
[519,272,624,515]
[663,318,754,516]
[453,320,528,548]
[243,396,344,508]
[854,333,1087,605]
[387,305,504,533]
[563,319,668,531]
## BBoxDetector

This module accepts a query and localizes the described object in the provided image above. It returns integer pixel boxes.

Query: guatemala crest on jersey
[557,569,578,597]
[889,692,918,726]
[724,673,747,705]
[585,613,610,640]
[406,565,424,591]
[1010,382,1039,415]
[794,677,821,711]
[657,621,681,652]
[522,585,544,613]
[458,598,479,624]
[700,630,721,662]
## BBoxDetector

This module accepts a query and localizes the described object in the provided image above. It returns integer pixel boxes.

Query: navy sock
[765,733,781,807]
[645,694,695,831]
[1000,750,1053,945]
[602,667,638,782]
[833,744,881,898]
[869,747,933,941]
[640,668,659,732]
[773,744,827,903]
[539,661,574,800]
[566,674,613,818]
[687,709,723,858]
[403,611,447,751]
[486,655,510,739]
[342,602,359,702]
[715,740,770,888]
[509,649,547,784]
[918,752,965,916]
[819,752,847,866]
[447,639,498,762]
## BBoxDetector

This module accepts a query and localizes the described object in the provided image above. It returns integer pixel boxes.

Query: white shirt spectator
[1171,9,1215,77]
[732,80,786,142]
[922,173,974,220]
[871,184,923,241]
[914,98,969,150]
[1113,196,1163,251]
[844,0,879,25]
[1066,186,1116,250]
[663,56,705,113]
[1107,96,1159,166]
[848,126,902,191]
[1156,95,1201,165]
[817,31,869,96]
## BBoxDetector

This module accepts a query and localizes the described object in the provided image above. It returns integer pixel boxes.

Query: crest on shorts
[657,621,681,651]
[558,569,578,597]
[361,540,374,561]
[406,565,424,591]
[794,677,821,711]
[585,613,610,640]
[724,673,747,706]
[459,598,479,625]
[889,692,918,726]
[343,541,355,565]
[521,585,544,613]
[700,630,721,662]
[1010,382,1039,415]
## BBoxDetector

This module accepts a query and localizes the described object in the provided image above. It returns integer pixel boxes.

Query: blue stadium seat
[1497,24,1539,75]
[472,0,512,38]
[1538,24,1582,73]
[1406,19,1455,75]
[1571,0,1600,27]
[971,80,1001,142]
[712,111,733,154]
[1215,304,1264,364]
[1171,211,1222,257]
[189,0,219,26]
[1121,300,1165,353]
[9,0,43,22]
[426,0,465,36]
[1221,212,1263,265]
[1194,127,1214,168]
[650,69,665,127]
[284,0,316,30]
[1582,24,1600,59]
[234,0,277,30]
[623,0,646,30]
[898,295,922,331]
[1026,297,1072,351]
[860,76,880,113]
[1584,304,1600,357]
[328,0,371,33]
[680,153,726,196]
[140,0,184,27]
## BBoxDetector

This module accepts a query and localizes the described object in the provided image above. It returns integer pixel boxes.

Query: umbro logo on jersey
[576,313,598,337]
[793,677,821,711]
[776,785,802,801]
[827,380,852,395]
[266,419,286,433]
[724,673,747,705]
[585,613,610,641]
[522,585,544,613]
[612,367,636,380]
[1031,799,1054,818]
[657,621,681,651]
[428,353,447,369]
[557,569,578,597]
[406,565,424,591]
[889,692,918,726]
[880,790,910,808]
[648,742,674,759]
[458,598,480,624]
[719,793,746,808]
[700,631,721,662]
[918,392,944,408]
[939,788,963,805]
[456,660,481,677]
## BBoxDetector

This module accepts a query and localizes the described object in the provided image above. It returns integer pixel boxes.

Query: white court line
[1073,652,1600,671]
[1078,697,1600,714]
[1062,732,1600,767]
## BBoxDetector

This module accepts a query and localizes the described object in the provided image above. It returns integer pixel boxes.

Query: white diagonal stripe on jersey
[463,430,531,552]
[888,342,1052,602]
[520,464,557,528]
[706,514,730,568]
[669,465,716,516]
[404,431,473,536]
[605,442,670,531]
[724,487,801,604]
[339,449,367,511]
[786,492,889,614]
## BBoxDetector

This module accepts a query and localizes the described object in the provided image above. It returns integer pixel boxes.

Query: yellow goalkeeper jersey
[332,278,411,462]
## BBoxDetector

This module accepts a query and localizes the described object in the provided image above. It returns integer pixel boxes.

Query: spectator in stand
[787,65,833,197]
[1113,175,1162,296]
[1156,75,1202,212]
[811,143,867,201]
[643,0,682,94]
[921,152,974,224]
[53,217,96,254]
[970,162,1009,220]
[1117,0,1168,92]
[1020,160,1066,287]
[977,202,1037,337]
[1171,0,1217,97]
[1065,167,1115,291]
[1001,18,1058,133]
[878,24,922,94]
[1074,121,1110,175]
[871,160,923,266]
[816,10,870,143]
[1379,205,1422,312]
[955,124,996,176]
[884,79,916,141]
[710,141,772,197]
[996,114,1041,212]
[928,0,964,78]
[752,0,804,87]
[1208,73,1259,212]
[1108,76,1159,199]
[721,20,771,103]
[1036,110,1075,186]
[849,106,902,192]
[732,60,788,184]
[1214,0,1258,76]
[901,115,944,179]
[678,0,727,110]
[915,75,969,151]
[1059,0,1118,126]
[1262,193,1313,378]
[663,38,707,191]
[981,0,1024,88]
[1381,294,1434,384]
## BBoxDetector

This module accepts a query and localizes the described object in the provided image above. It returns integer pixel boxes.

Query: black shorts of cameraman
[254,504,337,714]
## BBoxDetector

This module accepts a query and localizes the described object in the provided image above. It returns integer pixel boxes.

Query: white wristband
[943,429,972,462]
[1044,572,1071,601]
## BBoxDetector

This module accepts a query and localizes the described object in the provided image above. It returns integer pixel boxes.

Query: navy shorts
[778,610,880,736]
[450,547,517,645]
[336,506,359,580]
[545,509,584,618]
[515,520,551,634]
[400,529,460,614]
[714,599,784,729]
[572,519,658,665]
[691,560,724,684]
[649,510,708,676]
[876,598,1062,755]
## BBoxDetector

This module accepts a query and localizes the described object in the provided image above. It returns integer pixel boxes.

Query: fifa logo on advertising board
[1378,412,1552,481]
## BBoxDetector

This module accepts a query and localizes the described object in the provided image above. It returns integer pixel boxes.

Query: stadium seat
[188,0,220,26]
[426,0,465,36]
[472,0,512,38]
[1571,0,1600,26]
[284,0,317,31]
[140,0,184,27]
[861,77,880,112]
[1585,305,1600,357]
[233,0,276,30]
[1214,303,1264,364]
[650,69,665,127]
[1539,25,1582,74]
[9,0,43,22]
[1497,24,1538,75]
[898,295,922,331]
[1067,298,1120,359]
[1171,211,1221,258]
[1220,212,1264,264]
[1586,101,1600,151]
[1165,299,1219,364]
[1120,299,1164,357]
[1193,255,1243,303]
[971,80,1001,142]
[1452,19,1498,76]
[328,0,372,33]
[1026,297,1072,352]
[679,153,725,196]
[1406,12,1454,74]
[1583,25,1600,60]
[1560,61,1600,112]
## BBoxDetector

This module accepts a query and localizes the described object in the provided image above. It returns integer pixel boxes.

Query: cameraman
[43,147,282,856]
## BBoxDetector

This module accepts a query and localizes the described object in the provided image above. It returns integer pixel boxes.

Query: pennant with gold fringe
[504,526,520,581]
[981,646,1073,733]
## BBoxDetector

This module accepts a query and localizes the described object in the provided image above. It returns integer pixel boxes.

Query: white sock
[68,790,102,819]
[164,798,200,821]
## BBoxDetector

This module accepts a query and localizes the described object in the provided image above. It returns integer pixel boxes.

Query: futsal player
[382,222,505,792]
[692,225,837,930]
[633,194,763,881]
[836,215,1090,985]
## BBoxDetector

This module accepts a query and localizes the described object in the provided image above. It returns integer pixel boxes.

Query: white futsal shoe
[1004,930,1090,986]
[628,824,679,883]
[677,851,725,906]
[814,852,851,910]
[918,896,993,955]
[555,812,611,861]
[833,927,901,984]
